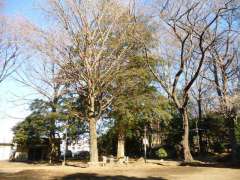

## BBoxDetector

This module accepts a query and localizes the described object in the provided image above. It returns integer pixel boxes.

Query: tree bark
[88,93,98,163]
[89,116,98,162]
[181,108,193,162]
[49,136,59,164]
[117,132,125,159]
[49,100,59,164]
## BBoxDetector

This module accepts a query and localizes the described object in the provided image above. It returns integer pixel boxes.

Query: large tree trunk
[49,135,59,164]
[182,108,193,162]
[89,116,98,162]
[49,101,59,164]
[117,132,125,159]
[88,94,98,163]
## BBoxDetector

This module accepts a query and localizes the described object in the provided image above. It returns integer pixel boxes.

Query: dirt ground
[0,160,240,180]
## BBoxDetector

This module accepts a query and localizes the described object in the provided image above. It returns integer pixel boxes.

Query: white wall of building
[0,145,11,160]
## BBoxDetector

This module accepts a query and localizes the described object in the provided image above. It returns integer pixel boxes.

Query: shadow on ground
[147,158,240,169]
[9,160,61,165]
[0,170,51,180]
[179,161,240,169]
[55,173,167,180]
[0,171,167,180]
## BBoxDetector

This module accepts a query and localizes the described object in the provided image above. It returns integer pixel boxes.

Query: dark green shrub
[213,142,225,153]
[236,145,240,161]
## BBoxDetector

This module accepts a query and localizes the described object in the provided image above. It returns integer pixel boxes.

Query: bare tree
[208,11,240,160]
[0,15,19,84]
[16,59,65,164]
[17,0,144,163]
[147,0,234,162]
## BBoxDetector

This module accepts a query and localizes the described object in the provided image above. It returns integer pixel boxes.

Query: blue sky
[0,0,43,142]
[4,0,41,19]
